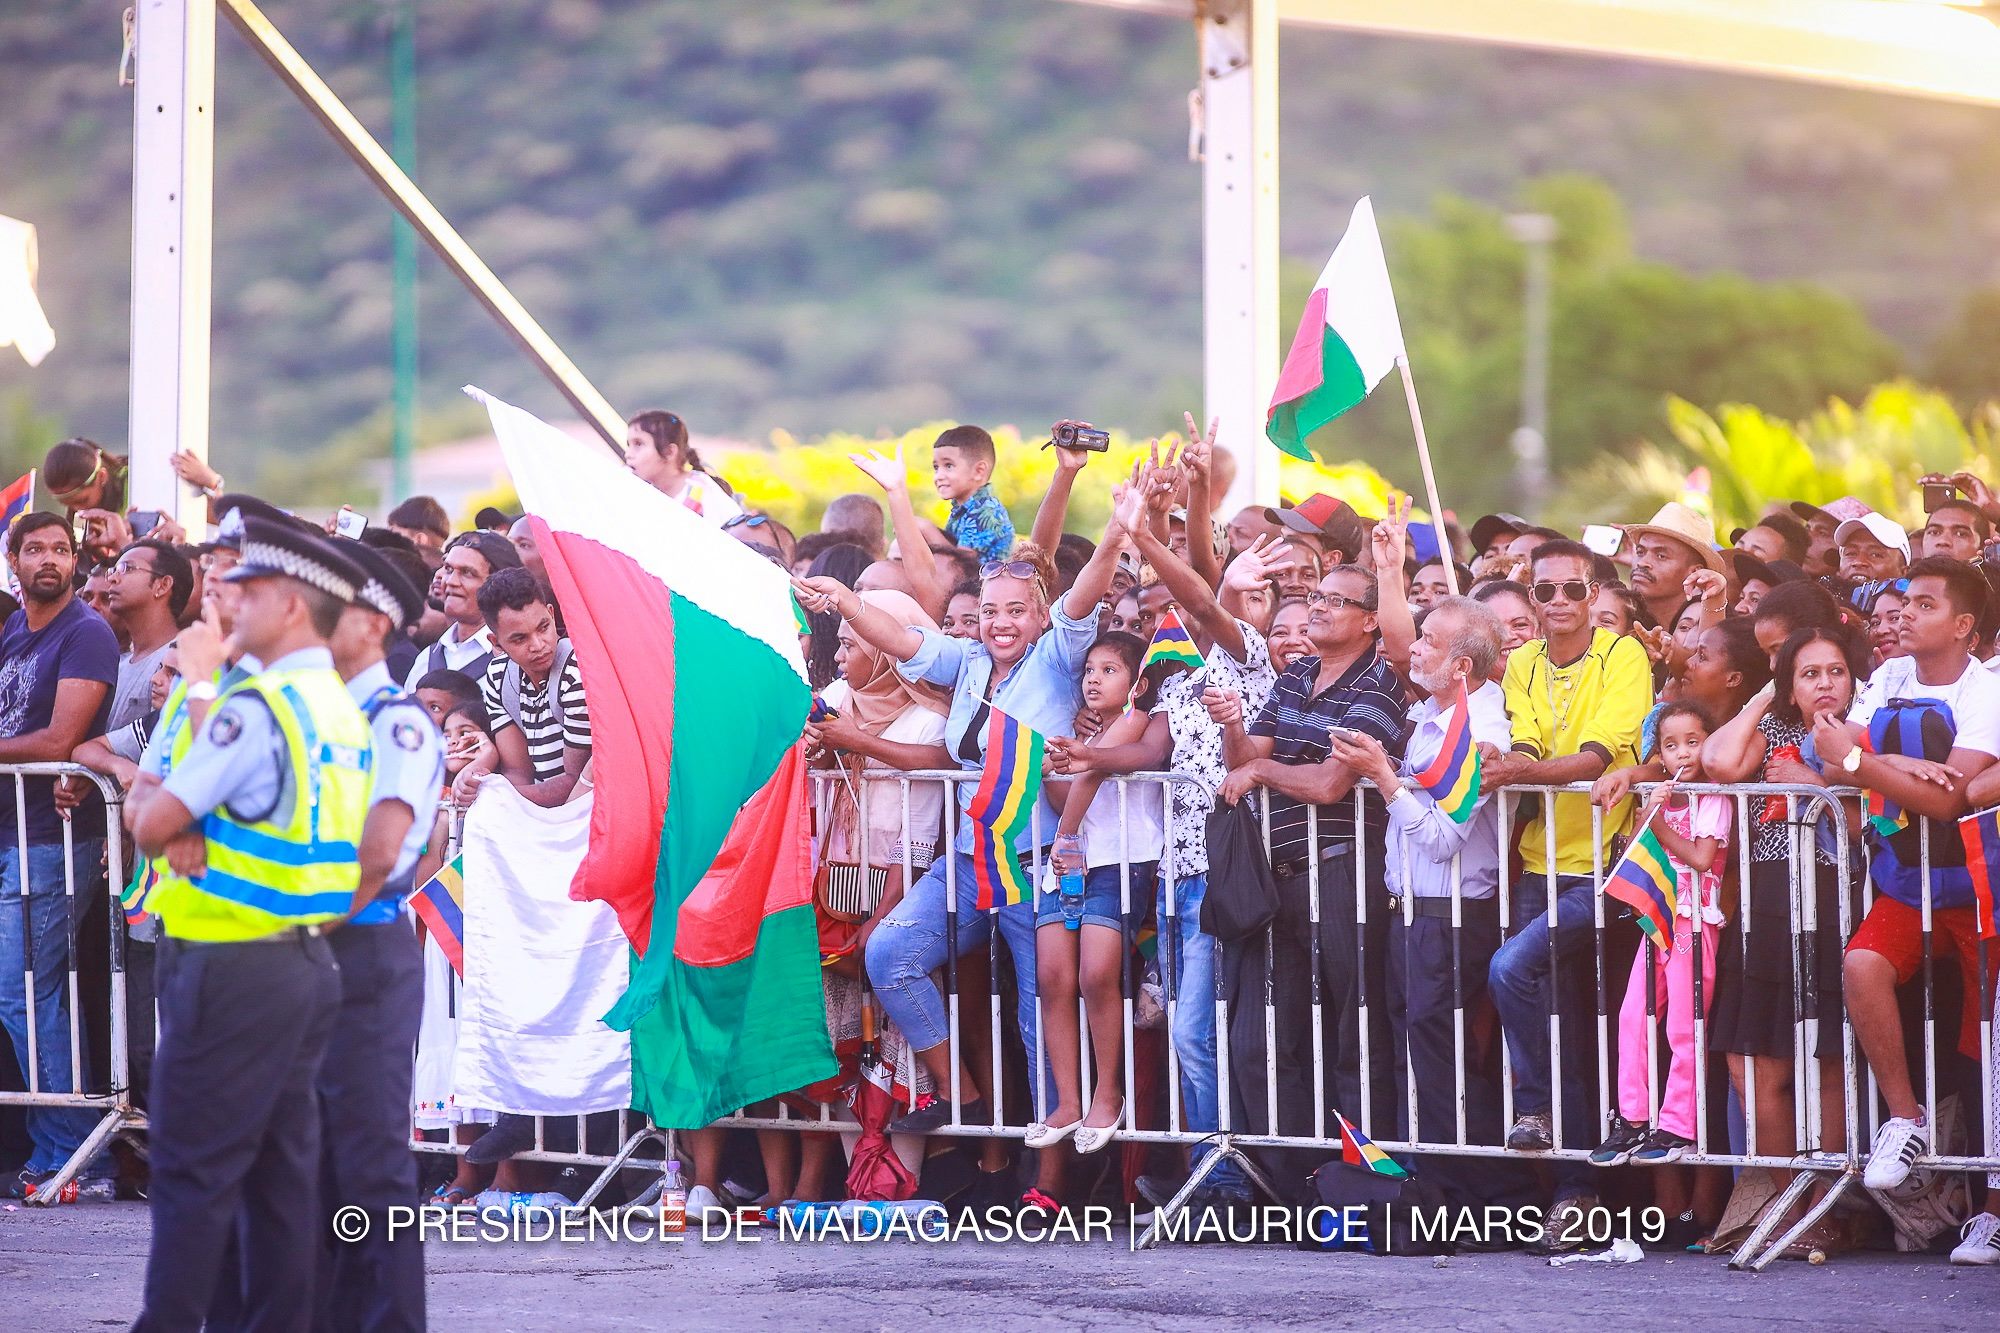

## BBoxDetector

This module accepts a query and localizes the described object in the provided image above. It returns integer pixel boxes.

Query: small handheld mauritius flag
[1604,819,1679,949]
[1140,608,1205,675]
[120,857,158,927]
[1336,1110,1407,1179]
[1957,806,2000,940]
[0,471,32,531]
[965,706,1045,911]
[408,852,466,976]
[1411,679,1480,824]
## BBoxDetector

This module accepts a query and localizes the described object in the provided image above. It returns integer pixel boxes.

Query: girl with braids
[623,408,742,524]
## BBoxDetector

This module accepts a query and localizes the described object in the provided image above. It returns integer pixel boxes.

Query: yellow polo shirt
[1502,628,1652,876]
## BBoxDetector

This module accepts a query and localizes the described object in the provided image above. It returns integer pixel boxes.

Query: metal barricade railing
[413,768,1998,1254]
[0,762,144,1204]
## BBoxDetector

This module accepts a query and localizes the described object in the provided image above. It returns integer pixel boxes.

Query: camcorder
[1052,421,1111,452]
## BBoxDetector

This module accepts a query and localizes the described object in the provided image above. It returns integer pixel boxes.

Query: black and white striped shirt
[481,649,591,783]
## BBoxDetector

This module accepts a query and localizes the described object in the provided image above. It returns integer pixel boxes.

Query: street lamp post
[1505,211,1557,512]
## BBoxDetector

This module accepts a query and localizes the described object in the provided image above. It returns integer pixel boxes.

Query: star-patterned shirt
[1149,620,1278,882]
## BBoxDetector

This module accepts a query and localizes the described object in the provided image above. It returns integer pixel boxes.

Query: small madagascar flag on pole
[409,852,467,976]
[1411,679,1480,824]
[1604,820,1680,949]
[965,706,1045,911]
[1140,608,1205,675]
[1336,1110,1407,1179]
[1957,807,2000,940]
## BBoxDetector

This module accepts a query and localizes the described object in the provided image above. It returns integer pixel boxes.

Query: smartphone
[334,506,369,540]
[129,509,164,538]
[1581,524,1624,557]
[1922,482,1957,514]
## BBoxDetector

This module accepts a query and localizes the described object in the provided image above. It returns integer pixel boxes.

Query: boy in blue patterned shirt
[932,425,1016,564]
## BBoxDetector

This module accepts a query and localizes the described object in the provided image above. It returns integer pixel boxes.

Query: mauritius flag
[409,852,466,976]
[1957,807,2000,940]
[0,471,32,530]
[966,707,1044,911]
[1266,198,1406,461]
[476,388,833,1128]
[1412,680,1480,824]
[1337,1110,1407,1179]
[1606,820,1679,949]
[1141,608,1204,675]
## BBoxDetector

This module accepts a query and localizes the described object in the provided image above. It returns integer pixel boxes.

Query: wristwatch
[1841,744,1862,774]
[188,681,218,703]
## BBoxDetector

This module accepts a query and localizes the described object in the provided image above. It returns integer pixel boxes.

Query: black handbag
[1200,798,1280,942]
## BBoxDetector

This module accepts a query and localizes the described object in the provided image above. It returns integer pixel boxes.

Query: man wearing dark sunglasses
[1479,537,1652,1249]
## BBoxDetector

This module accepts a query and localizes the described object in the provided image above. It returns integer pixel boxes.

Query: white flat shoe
[1023,1117,1081,1149]
[1072,1102,1126,1155]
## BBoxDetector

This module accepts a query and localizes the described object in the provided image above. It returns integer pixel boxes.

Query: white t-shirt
[820,680,948,867]
[1849,653,2000,759]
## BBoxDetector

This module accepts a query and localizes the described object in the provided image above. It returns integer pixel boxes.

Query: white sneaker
[1951,1212,2000,1266]
[685,1183,727,1231]
[1862,1116,1929,1192]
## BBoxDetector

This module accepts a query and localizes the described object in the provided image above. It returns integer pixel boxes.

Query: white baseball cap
[1833,511,1911,562]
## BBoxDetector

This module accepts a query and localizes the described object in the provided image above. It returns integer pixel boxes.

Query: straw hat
[1622,501,1725,573]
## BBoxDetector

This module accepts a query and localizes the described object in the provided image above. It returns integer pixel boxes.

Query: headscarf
[837,588,950,735]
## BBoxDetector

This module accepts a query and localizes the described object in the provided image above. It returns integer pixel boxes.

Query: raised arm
[1058,486,1132,623]
[1370,496,1418,682]
[794,577,925,664]
[1178,413,1223,591]
[1030,421,1094,555]
[850,445,948,621]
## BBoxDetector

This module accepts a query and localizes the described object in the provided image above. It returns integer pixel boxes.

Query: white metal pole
[128,0,216,529]
[1200,0,1280,516]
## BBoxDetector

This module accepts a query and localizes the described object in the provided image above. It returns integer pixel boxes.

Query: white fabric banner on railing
[452,781,633,1115]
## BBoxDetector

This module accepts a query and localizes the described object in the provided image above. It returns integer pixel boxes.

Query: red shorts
[1846,896,1993,1060]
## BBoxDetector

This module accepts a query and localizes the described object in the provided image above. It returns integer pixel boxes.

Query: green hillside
[5,1,2000,511]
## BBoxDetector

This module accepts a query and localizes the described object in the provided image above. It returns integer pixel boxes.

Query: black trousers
[1223,849,1396,1200]
[1387,907,1538,1209]
[134,931,339,1333]
[316,923,426,1333]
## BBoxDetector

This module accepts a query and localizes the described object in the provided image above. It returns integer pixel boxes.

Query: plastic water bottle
[1054,832,1086,932]
[662,1159,688,1232]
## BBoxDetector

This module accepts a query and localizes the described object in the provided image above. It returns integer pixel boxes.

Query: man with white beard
[1328,596,1534,1210]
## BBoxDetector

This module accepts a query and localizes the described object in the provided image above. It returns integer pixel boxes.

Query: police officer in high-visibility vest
[318,541,442,1332]
[128,516,374,1332]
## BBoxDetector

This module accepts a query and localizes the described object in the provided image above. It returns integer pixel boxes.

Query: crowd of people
[2,411,1998,1272]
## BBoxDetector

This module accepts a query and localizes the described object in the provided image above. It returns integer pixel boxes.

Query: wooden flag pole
[1396,355,1459,597]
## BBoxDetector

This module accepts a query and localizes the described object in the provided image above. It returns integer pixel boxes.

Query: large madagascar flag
[473,388,832,1123]
[1266,197,1406,461]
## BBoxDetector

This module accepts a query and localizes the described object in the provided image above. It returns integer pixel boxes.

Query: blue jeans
[1154,872,1245,1196]
[1488,873,1599,1146]
[865,852,1051,1116]
[0,837,105,1174]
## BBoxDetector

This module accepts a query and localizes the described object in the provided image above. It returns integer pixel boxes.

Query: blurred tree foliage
[7,3,2000,511]
[1549,382,1999,532]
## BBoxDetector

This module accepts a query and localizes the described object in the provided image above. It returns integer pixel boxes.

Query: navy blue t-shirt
[0,597,119,843]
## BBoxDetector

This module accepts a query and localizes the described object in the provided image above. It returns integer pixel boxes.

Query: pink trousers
[1616,915,1719,1140]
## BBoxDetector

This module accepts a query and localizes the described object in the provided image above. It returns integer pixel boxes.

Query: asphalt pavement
[3,1201,1995,1329]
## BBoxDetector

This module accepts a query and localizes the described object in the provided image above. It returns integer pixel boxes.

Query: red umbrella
[845,996,915,1202]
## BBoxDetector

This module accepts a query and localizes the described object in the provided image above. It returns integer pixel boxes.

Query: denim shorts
[1034,861,1159,932]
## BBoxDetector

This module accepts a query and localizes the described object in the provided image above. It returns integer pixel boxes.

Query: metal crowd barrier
[411,770,1998,1263]
[0,762,142,1205]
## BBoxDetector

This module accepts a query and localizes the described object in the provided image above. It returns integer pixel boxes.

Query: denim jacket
[897,598,1097,855]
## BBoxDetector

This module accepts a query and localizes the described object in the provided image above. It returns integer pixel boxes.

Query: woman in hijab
[792,589,954,1199]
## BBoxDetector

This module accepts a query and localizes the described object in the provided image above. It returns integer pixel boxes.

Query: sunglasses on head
[981,559,1041,582]
[1531,579,1596,604]
[722,513,771,530]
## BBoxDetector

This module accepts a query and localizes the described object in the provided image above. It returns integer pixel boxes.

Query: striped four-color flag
[409,852,467,976]
[1605,821,1679,949]
[1140,608,1205,675]
[1957,807,2000,940]
[1859,726,1910,836]
[965,706,1044,911]
[1412,679,1481,824]
[1337,1110,1407,1179]
[120,858,157,927]
[0,471,32,531]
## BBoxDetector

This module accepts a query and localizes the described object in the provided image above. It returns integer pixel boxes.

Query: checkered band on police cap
[233,535,356,601]
[224,514,364,602]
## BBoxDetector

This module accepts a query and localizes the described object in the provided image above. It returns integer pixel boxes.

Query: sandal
[431,1183,478,1208]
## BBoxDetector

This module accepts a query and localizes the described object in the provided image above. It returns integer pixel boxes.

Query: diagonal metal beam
[218,0,624,452]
